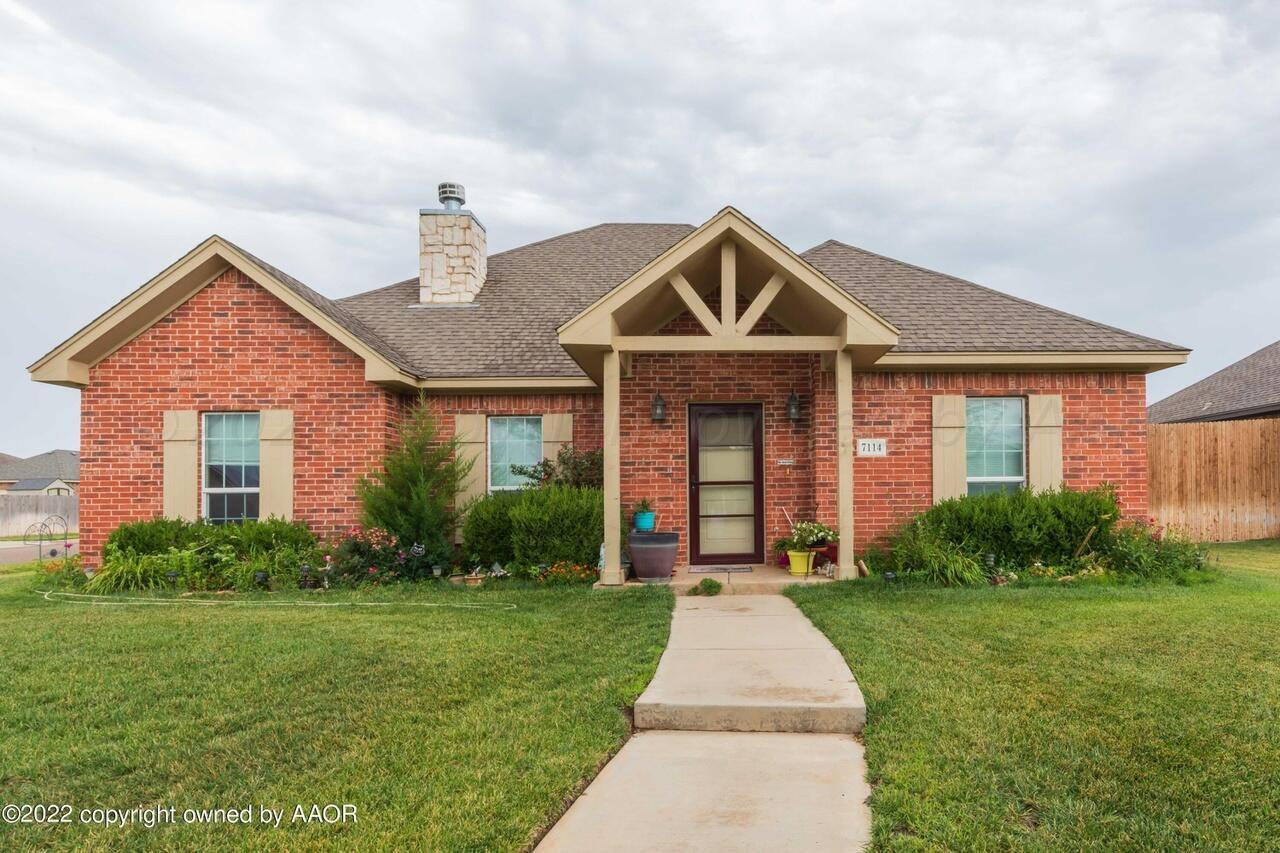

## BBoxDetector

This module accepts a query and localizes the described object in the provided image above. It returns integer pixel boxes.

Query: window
[487,416,543,491]
[203,412,260,523]
[965,397,1025,496]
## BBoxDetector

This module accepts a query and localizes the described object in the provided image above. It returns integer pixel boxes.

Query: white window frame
[202,412,261,523]
[486,415,543,493]
[965,396,1027,493]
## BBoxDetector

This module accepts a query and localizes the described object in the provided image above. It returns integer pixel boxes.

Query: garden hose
[34,589,517,610]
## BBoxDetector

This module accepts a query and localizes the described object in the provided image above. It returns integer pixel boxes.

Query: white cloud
[1,0,1278,453]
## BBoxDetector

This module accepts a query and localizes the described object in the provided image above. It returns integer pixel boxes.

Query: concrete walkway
[537,595,871,851]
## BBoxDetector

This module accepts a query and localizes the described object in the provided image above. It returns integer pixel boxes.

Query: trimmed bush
[509,485,604,568]
[461,490,524,568]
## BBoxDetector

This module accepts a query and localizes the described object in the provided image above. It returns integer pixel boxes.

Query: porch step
[634,596,865,734]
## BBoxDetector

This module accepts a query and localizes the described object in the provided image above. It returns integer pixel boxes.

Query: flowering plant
[791,521,839,548]
[537,561,599,585]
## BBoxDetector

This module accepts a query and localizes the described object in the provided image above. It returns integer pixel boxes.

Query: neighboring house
[29,185,1188,579]
[0,449,80,493]
[7,477,75,496]
[1148,340,1280,423]
[0,453,18,466]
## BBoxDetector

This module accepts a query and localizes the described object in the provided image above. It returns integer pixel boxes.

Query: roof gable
[29,236,418,389]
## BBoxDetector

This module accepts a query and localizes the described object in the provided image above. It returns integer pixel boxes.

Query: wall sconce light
[651,393,667,422]
[786,391,801,421]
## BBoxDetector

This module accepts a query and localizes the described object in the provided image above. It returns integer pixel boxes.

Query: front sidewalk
[537,595,871,851]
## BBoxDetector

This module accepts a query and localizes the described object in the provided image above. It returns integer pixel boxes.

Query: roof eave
[870,349,1190,373]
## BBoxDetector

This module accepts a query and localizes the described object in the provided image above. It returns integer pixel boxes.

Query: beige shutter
[542,413,573,461]
[932,395,967,503]
[258,410,295,520]
[162,411,198,520]
[455,415,488,508]
[1027,394,1064,492]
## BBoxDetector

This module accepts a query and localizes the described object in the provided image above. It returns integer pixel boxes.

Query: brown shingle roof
[328,224,1184,380]
[338,223,694,377]
[801,240,1183,353]
[1147,340,1280,423]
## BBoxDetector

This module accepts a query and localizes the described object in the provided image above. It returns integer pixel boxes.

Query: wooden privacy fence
[0,494,79,537]
[1148,419,1280,542]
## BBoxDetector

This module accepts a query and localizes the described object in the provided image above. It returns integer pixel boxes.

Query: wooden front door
[689,404,765,564]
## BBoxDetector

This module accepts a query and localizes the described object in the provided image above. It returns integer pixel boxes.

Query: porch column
[601,349,624,585]
[835,349,855,579]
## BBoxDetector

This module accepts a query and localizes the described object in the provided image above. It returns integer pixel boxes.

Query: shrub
[509,485,604,568]
[357,401,471,568]
[510,445,603,489]
[889,522,986,586]
[462,490,524,568]
[96,518,321,592]
[1105,519,1207,581]
[323,526,433,585]
[901,486,1120,572]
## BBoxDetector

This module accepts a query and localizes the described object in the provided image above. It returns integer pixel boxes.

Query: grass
[0,532,77,541]
[788,540,1280,850]
[0,564,672,850]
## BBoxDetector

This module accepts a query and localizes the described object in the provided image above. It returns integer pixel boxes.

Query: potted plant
[632,499,656,532]
[784,522,840,576]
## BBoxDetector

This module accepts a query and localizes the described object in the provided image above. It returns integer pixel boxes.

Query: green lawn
[789,540,1280,851]
[0,567,672,850]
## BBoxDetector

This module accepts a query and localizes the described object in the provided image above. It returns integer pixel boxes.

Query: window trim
[964,396,1027,492]
[202,411,261,523]
[486,415,543,493]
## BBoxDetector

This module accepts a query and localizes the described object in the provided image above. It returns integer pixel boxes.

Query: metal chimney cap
[438,182,465,210]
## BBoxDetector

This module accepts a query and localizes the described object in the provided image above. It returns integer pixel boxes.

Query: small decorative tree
[356,400,473,567]
[510,445,603,489]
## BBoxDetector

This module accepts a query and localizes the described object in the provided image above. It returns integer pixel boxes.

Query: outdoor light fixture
[300,564,313,590]
[651,393,667,422]
[786,391,801,421]
[254,570,269,588]
[167,570,179,586]
[884,571,898,583]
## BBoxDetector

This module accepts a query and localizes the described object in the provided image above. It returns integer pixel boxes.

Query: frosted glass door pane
[700,517,755,555]
[699,446,753,480]
[700,485,753,515]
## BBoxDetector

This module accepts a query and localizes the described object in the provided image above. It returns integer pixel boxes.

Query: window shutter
[931,395,967,503]
[542,413,573,462]
[162,411,198,520]
[455,415,488,507]
[1027,394,1064,492]
[258,410,294,520]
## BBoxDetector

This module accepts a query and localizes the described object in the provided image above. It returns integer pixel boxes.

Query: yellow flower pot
[787,550,813,576]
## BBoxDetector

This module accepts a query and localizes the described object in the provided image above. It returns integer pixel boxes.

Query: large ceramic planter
[787,550,814,576]
[628,531,677,584]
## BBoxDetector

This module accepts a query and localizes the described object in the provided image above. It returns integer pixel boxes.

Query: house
[29,185,1188,580]
[7,477,76,496]
[0,449,80,493]
[1148,340,1280,423]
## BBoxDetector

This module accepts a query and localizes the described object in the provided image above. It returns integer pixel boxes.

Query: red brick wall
[851,371,1149,546]
[79,269,401,566]
[424,394,602,450]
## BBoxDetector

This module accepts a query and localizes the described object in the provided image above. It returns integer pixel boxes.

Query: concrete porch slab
[535,731,871,852]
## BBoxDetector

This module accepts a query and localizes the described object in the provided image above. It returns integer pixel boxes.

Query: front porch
[557,208,901,586]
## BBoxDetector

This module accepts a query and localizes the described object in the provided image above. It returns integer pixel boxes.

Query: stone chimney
[419,182,487,303]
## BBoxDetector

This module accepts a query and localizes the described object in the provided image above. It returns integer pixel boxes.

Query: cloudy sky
[2,0,1278,456]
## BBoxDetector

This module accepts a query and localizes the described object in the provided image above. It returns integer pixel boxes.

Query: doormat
[689,565,753,574]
